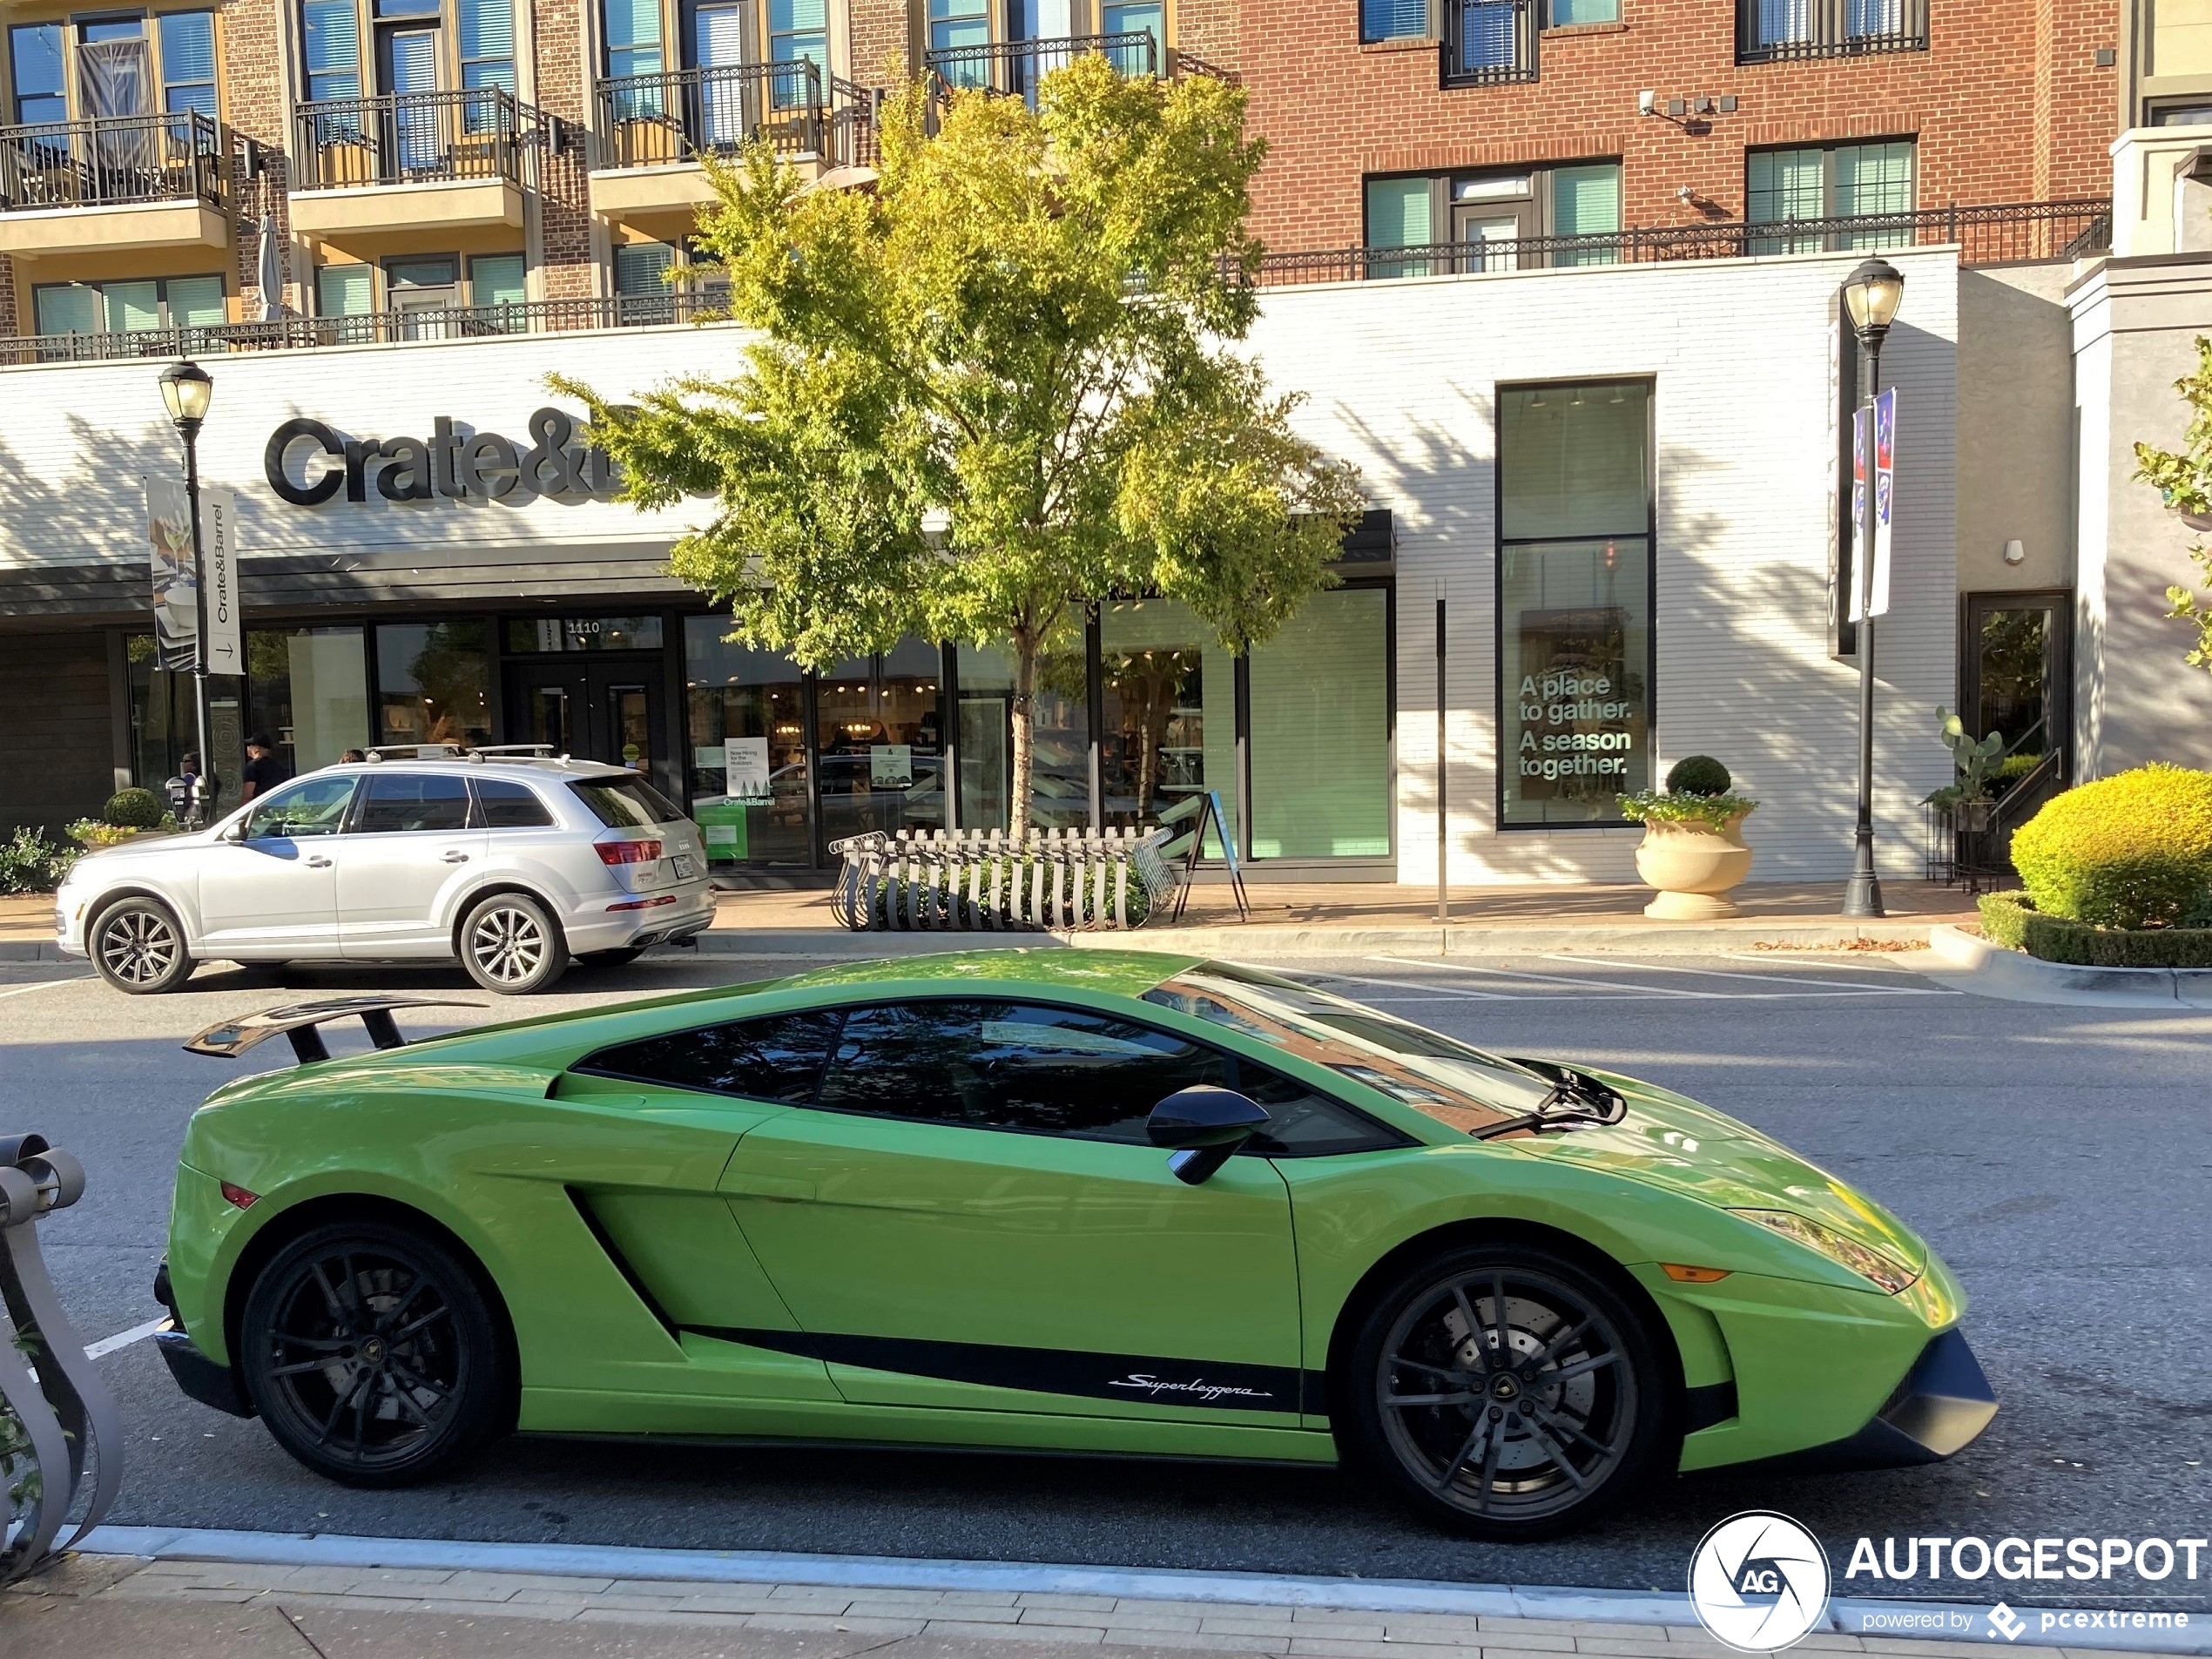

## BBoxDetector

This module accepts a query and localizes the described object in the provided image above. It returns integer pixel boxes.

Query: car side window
[474,778,555,829]
[355,772,471,833]
[577,1012,845,1104]
[241,776,356,840]
[815,1001,1227,1142]
[1237,1061,1413,1157]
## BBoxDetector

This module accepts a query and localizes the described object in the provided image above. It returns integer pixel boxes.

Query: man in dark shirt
[239,734,290,803]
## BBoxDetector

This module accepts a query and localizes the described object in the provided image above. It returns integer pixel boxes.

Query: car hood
[1501,1066,1928,1275]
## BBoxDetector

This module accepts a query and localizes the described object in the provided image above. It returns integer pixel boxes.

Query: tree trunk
[1009,629,1037,838]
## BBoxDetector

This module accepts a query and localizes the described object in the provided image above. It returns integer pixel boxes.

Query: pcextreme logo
[1689,1511,1833,1652]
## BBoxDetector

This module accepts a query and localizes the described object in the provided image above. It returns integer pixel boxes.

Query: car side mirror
[1147,1086,1270,1185]
[220,819,246,843]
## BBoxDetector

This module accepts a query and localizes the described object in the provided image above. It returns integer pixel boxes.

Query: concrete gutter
[1913,923,2212,1008]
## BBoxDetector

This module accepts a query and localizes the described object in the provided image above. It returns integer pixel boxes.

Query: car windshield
[569,775,684,828]
[1142,962,1557,1133]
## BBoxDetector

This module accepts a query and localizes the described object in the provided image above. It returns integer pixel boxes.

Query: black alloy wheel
[1344,1243,1667,1539]
[89,896,195,994]
[238,1221,512,1487]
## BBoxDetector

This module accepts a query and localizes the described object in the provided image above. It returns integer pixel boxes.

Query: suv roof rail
[463,744,564,762]
[362,744,464,762]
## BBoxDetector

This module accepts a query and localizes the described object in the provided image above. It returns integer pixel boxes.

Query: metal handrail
[1443,0,1539,84]
[925,30,1159,96]
[1255,198,2115,287]
[293,86,543,191]
[1737,0,1929,61]
[0,110,227,212]
[594,58,824,168]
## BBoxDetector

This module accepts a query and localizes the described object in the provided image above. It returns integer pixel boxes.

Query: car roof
[766,949,1208,999]
[300,757,639,786]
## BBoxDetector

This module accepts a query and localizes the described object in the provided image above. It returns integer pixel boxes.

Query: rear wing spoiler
[184,996,483,1063]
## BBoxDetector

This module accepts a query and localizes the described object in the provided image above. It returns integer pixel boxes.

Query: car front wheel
[1343,1242,1668,1540]
[89,897,195,994]
[456,892,569,995]
[238,1220,513,1487]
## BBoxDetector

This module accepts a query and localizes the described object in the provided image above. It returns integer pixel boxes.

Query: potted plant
[65,788,179,851]
[1618,757,1759,919]
[1920,705,2004,833]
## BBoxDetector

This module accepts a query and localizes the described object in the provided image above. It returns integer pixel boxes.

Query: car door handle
[442,851,470,863]
[306,856,334,868]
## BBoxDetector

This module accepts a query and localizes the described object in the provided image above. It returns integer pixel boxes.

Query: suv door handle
[442,851,470,863]
[306,856,334,868]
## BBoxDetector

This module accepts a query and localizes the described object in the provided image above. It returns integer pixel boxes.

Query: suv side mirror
[1146,1086,1269,1185]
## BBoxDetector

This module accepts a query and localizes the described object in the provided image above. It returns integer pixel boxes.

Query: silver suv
[56,752,712,995]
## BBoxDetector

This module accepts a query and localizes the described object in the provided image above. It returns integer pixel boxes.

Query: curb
[69,1527,2212,1654]
[0,941,62,962]
[1924,925,2212,1008]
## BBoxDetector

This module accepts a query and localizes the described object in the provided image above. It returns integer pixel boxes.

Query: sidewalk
[2,1547,2114,1659]
[0,880,1980,963]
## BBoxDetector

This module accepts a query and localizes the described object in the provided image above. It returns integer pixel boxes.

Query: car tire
[456,892,570,995]
[1342,1240,1669,1541]
[238,1219,513,1488]
[88,896,196,995]
[577,947,645,969]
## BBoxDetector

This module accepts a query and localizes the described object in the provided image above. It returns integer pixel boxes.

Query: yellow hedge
[2009,764,2212,930]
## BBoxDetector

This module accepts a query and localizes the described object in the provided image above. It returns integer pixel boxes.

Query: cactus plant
[1922,705,2006,808]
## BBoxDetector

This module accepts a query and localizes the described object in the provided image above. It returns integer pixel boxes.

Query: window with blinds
[301,0,361,100]
[317,262,374,316]
[158,12,218,117]
[34,275,226,337]
[1747,139,1915,252]
[459,0,515,92]
[1361,0,1427,41]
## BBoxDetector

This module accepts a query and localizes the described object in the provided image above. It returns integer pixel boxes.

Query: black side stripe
[1684,1380,1739,1433]
[688,1325,1310,1415]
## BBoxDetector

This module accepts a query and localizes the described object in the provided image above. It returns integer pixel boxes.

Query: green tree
[556,56,1363,832]
[2128,333,2212,674]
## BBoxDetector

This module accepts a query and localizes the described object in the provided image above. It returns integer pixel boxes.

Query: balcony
[590,59,843,229]
[1253,199,2114,285]
[0,111,231,257]
[1443,0,1539,86]
[924,31,1161,97]
[290,88,548,238]
[1737,0,1928,63]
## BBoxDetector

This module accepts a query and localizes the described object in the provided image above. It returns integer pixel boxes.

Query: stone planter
[1634,813,1754,919]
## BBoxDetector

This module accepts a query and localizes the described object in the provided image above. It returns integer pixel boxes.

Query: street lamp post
[158,361,215,826]
[1839,258,1903,921]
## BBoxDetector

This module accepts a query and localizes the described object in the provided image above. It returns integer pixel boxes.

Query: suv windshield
[570,775,684,828]
[1142,962,1558,1134]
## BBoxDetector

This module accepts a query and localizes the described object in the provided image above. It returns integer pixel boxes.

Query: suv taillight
[595,838,663,866]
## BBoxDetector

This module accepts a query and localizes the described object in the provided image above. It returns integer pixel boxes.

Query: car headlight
[1730,1208,1919,1294]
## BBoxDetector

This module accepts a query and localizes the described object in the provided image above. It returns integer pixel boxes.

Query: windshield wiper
[1471,1061,1629,1138]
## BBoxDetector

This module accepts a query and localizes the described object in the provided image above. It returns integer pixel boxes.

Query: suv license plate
[671,853,698,880]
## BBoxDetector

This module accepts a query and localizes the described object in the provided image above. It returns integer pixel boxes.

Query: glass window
[474,777,555,827]
[301,0,363,100]
[243,774,358,841]
[1835,139,1914,243]
[318,262,374,317]
[570,775,685,826]
[1550,162,1621,266]
[33,285,102,338]
[929,0,989,80]
[603,0,663,79]
[355,772,472,833]
[1497,382,1652,828]
[1747,141,1914,251]
[33,275,227,336]
[817,1001,1225,1140]
[579,1011,846,1103]
[1551,0,1617,20]
[769,0,826,105]
[685,617,810,867]
[159,11,218,116]
[1100,0,1163,71]
[1365,176,1434,279]
[956,641,1087,832]
[469,252,525,309]
[375,621,490,747]
[246,627,372,776]
[815,641,946,846]
[1249,588,1391,859]
[1755,0,1810,44]
[506,616,664,652]
[459,0,516,92]
[10,24,66,125]
[614,240,676,324]
[1361,0,1426,37]
[105,281,161,334]
[1099,597,1235,851]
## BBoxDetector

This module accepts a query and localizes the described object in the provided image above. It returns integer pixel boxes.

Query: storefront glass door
[507,658,667,775]
[684,618,813,868]
[813,640,946,853]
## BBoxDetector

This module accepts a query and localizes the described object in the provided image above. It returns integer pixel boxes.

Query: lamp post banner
[201,485,242,677]
[145,473,197,671]
[1870,386,1896,619]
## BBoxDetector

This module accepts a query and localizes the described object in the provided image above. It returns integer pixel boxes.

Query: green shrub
[2009,764,2212,929]
[0,826,74,894]
[103,787,165,829]
[1615,790,1757,832]
[1979,891,2212,968]
[1995,752,2043,783]
[1666,755,1732,797]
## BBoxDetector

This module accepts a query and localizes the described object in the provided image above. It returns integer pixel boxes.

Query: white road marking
[1720,949,1926,974]
[85,1317,166,1359]
[1541,953,1953,995]
[1294,969,1515,1000]
[0,975,91,1001]
[1371,956,1708,997]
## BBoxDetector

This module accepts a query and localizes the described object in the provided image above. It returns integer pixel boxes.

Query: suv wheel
[89,897,195,994]
[239,1219,513,1487]
[457,892,569,995]
[1342,1242,1669,1540]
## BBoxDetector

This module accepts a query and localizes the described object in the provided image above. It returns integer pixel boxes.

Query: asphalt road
[3,945,2208,1601]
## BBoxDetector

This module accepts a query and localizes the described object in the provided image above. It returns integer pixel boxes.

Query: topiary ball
[2010,763,2212,930]
[1666,755,1732,798]
[103,787,165,829]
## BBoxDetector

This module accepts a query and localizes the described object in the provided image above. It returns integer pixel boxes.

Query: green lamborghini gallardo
[154,950,1995,1539]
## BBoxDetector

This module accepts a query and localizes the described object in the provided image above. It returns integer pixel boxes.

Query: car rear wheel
[1344,1242,1668,1540]
[457,892,569,995]
[89,897,195,994]
[238,1220,512,1487]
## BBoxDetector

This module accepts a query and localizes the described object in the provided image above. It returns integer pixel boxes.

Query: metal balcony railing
[1258,199,2114,286]
[293,87,544,191]
[925,31,1158,98]
[1737,0,1928,62]
[0,110,228,212]
[829,73,881,169]
[594,59,825,169]
[1443,0,1539,85]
